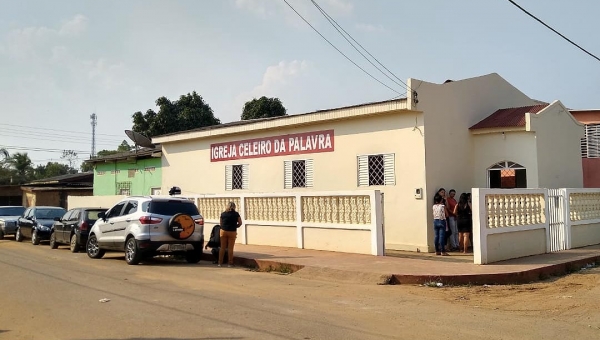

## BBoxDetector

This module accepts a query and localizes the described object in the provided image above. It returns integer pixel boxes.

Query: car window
[123,201,138,215]
[71,210,81,221]
[85,209,107,221]
[35,208,67,220]
[0,207,25,216]
[106,202,126,218]
[148,200,199,216]
[61,210,74,221]
[22,208,31,218]
[25,208,33,218]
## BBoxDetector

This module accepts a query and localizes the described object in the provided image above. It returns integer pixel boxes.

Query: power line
[0,132,118,147]
[282,0,403,95]
[0,122,126,137]
[0,128,123,145]
[507,0,600,63]
[0,145,91,154]
[310,0,410,92]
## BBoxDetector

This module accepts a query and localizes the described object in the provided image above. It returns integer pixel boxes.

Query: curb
[203,252,600,286]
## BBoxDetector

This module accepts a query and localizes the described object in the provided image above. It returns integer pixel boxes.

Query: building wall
[93,158,162,195]
[582,158,600,188]
[472,131,539,188]
[407,73,538,249]
[23,189,92,208]
[161,112,430,251]
[528,102,584,188]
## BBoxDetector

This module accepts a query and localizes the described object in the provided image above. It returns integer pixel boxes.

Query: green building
[86,147,162,196]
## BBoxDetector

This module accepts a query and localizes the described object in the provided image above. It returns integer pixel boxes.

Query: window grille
[225,164,248,190]
[284,159,314,189]
[357,153,395,186]
[582,124,600,158]
[117,181,131,195]
[97,171,105,176]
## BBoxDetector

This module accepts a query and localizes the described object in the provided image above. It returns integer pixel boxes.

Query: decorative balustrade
[197,197,241,220]
[485,193,546,228]
[569,192,600,221]
[301,195,371,224]
[245,196,296,222]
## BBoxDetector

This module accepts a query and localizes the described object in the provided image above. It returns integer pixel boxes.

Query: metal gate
[548,189,567,252]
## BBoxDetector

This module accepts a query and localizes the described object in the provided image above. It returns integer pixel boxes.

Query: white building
[153,73,584,254]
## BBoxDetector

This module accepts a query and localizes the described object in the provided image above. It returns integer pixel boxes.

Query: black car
[50,207,107,252]
[16,206,67,245]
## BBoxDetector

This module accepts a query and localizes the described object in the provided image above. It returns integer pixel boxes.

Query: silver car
[86,196,205,265]
[0,206,26,239]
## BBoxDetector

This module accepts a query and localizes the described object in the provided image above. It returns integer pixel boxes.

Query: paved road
[0,239,597,340]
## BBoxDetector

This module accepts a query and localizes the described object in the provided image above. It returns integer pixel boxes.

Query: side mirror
[54,217,61,221]
[98,211,106,220]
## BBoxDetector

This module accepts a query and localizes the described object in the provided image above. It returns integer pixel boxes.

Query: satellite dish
[125,130,155,149]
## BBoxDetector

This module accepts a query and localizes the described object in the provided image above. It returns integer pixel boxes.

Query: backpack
[206,225,221,248]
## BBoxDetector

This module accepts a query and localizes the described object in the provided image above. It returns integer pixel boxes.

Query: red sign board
[210,129,334,162]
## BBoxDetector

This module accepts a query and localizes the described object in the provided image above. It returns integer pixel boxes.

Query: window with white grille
[581,124,600,158]
[284,159,314,189]
[357,154,395,186]
[225,164,248,190]
[117,181,131,195]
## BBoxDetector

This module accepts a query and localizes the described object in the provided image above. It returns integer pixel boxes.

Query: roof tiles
[470,104,548,130]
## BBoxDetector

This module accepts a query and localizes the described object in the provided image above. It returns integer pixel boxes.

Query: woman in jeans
[218,202,243,267]
[433,194,449,256]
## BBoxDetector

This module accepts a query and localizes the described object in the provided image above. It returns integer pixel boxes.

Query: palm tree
[6,152,33,183]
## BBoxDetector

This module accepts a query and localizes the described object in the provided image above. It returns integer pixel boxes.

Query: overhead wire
[310,0,410,93]
[0,144,91,154]
[282,0,403,95]
[507,0,600,63]
[0,122,126,138]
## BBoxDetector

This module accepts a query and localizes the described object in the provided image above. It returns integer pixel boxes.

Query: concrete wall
[68,195,126,210]
[93,158,162,196]
[486,228,547,263]
[582,158,600,188]
[529,101,584,188]
[161,112,429,252]
[472,131,539,188]
[571,222,600,248]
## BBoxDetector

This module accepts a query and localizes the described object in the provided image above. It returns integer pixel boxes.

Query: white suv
[86,197,204,265]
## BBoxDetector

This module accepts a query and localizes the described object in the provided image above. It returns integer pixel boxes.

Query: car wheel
[49,232,58,249]
[185,246,202,264]
[15,228,23,242]
[86,235,105,259]
[70,234,79,253]
[31,230,40,245]
[124,237,142,265]
[0,229,4,240]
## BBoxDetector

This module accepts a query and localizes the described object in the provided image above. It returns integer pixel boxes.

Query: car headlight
[39,226,50,231]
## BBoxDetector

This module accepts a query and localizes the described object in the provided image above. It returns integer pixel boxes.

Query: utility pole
[90,113,97,157]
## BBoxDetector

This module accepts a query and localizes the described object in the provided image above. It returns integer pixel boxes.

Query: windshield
[35,208,66,220]
[85,209,107,221]
[0,207,26,216]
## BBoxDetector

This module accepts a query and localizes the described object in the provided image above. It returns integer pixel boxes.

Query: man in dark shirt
[218,202,242,267]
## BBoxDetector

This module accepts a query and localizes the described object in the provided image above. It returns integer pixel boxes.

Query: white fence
[68,190,384,256]
[473,188,600,264]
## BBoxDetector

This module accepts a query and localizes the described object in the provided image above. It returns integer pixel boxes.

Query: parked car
[86,196,205,265]
[0,206,26,239]
[50,207,108,252]
[16,206,67,245]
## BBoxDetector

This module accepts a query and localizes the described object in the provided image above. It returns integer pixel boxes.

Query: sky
[1,0,599,169]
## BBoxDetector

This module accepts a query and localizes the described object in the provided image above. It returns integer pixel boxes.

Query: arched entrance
[488,161,527,189]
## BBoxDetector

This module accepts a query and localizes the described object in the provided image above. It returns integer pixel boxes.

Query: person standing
[446,189,459,251]
[454,193,473,253]
[433,194,449,256]
[218,202,243,267]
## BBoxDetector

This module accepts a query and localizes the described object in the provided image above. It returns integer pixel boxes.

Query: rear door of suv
[147,199,202,243]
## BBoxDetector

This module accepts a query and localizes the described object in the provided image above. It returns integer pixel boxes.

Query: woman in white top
[433,194,449,256]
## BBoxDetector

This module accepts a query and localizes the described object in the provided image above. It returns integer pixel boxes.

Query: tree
[117,140,132,152]
[61,150,78,169]
[34,162,74,179]
[132,91,220,138]
[241,96,287,120]
[6,152,33,184]
[81,140,132,172]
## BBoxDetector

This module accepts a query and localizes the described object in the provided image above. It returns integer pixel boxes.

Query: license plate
[170,244,186,251]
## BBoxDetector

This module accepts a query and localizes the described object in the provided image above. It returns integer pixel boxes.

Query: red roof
[469,104,549,130]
